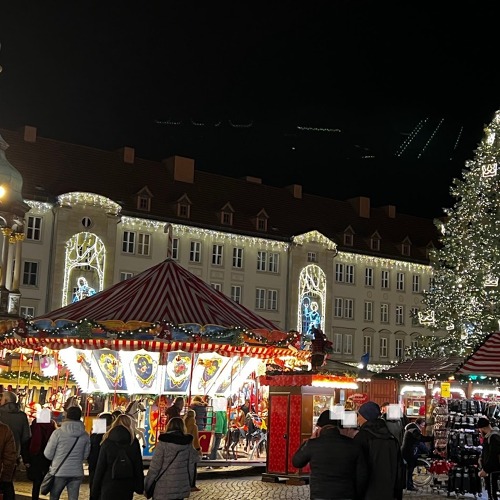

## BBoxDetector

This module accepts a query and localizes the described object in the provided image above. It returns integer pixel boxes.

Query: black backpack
[111,445,134,480]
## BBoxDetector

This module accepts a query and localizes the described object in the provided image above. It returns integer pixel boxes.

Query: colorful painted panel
[213,356,250,394]
[164,352,193,392]
[92,350,127,391]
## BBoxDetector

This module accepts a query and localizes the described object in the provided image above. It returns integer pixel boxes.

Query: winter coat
[184,416,201,452]
[0,401,31,456]
[292,426,368,499]
[381,414,405,446]
[189,402,207,430]
[44,419,90,477]
[0,421,17,482]
[354,418,404,500]
[88,432,105,475]
[22,420,56,482]
[91,425,144,500]
[481,430,500,474]
[401,421,433,461]
[144,430,200,500]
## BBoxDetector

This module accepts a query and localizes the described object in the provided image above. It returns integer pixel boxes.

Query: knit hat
[66,406,82,421]
[358,401,381,421]
[476,416,491,429]
[316,410,337,427]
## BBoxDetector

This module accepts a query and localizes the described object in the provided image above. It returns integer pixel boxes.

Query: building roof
[1,125,441,262]
[377,356,464,379]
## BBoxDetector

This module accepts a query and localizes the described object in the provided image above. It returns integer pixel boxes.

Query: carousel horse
[125,398,146,448]
[64,395,82,411]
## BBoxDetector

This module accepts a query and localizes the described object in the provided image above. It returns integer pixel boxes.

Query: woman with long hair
[183,409,202,492]
[91,414,144,500]
[144,417,201,500]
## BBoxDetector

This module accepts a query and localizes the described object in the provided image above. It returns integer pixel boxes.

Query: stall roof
[376,356,464,379]
[456,331,500,377]
[32,258,280,331]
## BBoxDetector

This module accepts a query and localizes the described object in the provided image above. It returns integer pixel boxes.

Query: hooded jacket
[0,421,17,482]
[292,425,368,499]
[401,421,433,461]
[91,425,144,500]
[144,430,200,500]
[0,401,31,456]
[44,419,90,477]
[354,418,404,500]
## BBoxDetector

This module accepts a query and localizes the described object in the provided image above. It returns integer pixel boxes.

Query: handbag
[145,449,181,499]
[40,436,80,495]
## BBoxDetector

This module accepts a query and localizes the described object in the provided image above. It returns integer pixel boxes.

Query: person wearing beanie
[354,401,404,500]
[292,410,368,499]
[43,404,90,500]
[477,415,500,500]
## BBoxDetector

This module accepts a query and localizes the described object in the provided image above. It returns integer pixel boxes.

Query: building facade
[0,125,443,369]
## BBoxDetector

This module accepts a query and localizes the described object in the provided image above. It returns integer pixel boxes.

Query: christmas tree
[419,110,500,356]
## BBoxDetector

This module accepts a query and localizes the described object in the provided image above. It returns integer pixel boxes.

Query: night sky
[1,2,499,218]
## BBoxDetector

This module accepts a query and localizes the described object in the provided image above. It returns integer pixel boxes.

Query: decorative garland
[0,370,75,384]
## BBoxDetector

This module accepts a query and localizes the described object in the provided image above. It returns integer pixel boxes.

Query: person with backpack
[354,401,404,500]
[91,414,144,500]
[477,416,500,500]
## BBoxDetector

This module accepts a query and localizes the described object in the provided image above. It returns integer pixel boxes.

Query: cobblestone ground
[12,466,485,499]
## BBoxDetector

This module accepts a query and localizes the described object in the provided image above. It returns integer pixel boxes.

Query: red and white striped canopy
[456,331,500,377]
[35,259,280,331]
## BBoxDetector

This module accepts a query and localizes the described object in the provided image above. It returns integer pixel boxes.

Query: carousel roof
[33,258,280,331]
[456,331,500,377]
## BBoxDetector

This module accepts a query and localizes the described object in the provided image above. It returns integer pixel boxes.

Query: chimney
[286,184,302,199]
[164,155,195,183]
[381,205,396,218]
[23,125,37,143]
[122,146,135,164]
[348,196,370,218]
[242,176,262,184]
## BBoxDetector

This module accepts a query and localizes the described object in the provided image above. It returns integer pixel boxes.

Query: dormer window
[135,187,153,212]
[255,209,269,232]
[370,232,381,251]
[401,237,411,256]
[176,194,192,219]
[219,202,234,226]
[426,242,435,260]
[343,226,355,246]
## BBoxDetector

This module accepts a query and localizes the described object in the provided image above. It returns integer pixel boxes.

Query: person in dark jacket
[91,414,144,500]
[354,401,404,500]
[22,417,57,500]
[189,396,207,430]
[0,390,31,459]
[88,412,113,500]
[477,416,500,500]
[401,417,433,491]
[292,409,368,499]
[0,421,18,500]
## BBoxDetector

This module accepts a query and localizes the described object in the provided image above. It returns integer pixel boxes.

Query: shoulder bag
[40,436,80,495]
[145,449,181,499]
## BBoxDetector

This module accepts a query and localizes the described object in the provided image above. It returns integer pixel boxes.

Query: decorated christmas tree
[420,110,500,356]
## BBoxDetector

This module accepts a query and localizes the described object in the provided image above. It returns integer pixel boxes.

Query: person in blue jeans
[44,406,90,500]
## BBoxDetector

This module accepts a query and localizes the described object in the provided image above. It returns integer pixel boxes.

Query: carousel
[0,259,310,465]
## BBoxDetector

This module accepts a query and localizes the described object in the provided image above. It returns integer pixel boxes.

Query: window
[345,265,354,284]
[380,303,389,323]
[402,242,411,256]
[137,195,151,211]
[211,283,222,292]
[231,285,242,304]
[380,337,388,357]
[20,306,35,318]
[371,237,380,251]
[255,288,278,310]
[307,252,317,263]
[189,241,201,263]
[412,274,421,293]
[395,338,404,359]
[177,202,190,218]
[212,244,223,266]
[335,264,354,284]
[333,333,342,354]
[26,216,42,241]
[137,233,151,256]
[411,307,421,326]
[122,231,135,253]
[412,338,419,350]
[256,217,267,231]
[381,270,390,289]
[344,232,353,246]
[365,267,374,287]
[335,263,344,282]
[396,272,405,291]
[22,261,38,286]
[221,211,233,225]
[257,251,279,273]
[344,334,353,355]
[396,305,405,325]
[363,336,372,355]
[334,298,353,319]
[255,288,266,309]
[120,272,133,281]
[232,247,243,268]
[364,301,373,321]
[171,238,179,260]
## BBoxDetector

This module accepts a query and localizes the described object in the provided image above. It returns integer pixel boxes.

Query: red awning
[456,331,500,377]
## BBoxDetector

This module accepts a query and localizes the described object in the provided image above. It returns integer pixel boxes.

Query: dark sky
[1,2,499,218]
